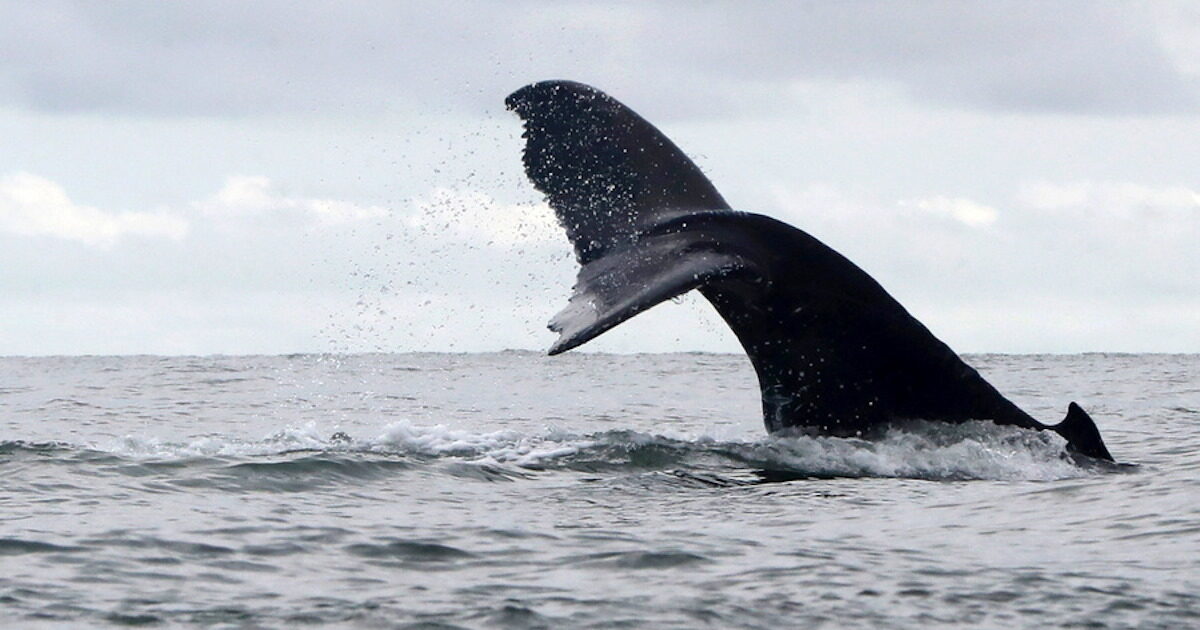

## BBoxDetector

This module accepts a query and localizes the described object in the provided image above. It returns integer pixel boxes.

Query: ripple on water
[344,540,476,563]
[565,549,711,570]
[2,354,1197,629]
[0,538,84,555]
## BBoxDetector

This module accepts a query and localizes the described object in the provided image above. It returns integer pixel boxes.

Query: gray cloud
[0,1,1195,118]
[677,1,1197,115]
[0,2,1196,355]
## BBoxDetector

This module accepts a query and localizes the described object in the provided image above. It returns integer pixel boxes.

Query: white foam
[92,419,1084,480]
[369,419,592,466]
[98,422,337,459]
[736,421,1083,481]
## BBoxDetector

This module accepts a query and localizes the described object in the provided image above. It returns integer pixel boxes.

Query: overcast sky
[1,1,1198,355]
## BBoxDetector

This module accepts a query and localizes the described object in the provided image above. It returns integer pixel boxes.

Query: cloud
[1018,181,1200,216]
[656,2,1198,116]
[901,196,999,227]
[1009,181,1199,299]
[1151,1,1200,77]
[762,179,1197,350]
[0,1,1195,118]
[197,176,388,225]
[0,172,389,251]
[0,171,187,247]
[0,171,1195,354]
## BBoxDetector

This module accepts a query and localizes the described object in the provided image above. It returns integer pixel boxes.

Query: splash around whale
[504,80,1115,463]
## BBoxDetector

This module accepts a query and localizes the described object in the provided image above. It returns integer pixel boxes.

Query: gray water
[1,352,1197,629]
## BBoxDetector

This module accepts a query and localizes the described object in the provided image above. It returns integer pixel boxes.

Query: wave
[0,418,1107,483]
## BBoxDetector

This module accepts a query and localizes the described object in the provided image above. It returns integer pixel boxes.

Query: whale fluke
[506,80,1116,462]
[505,80,731,263]
[546,223,743,355]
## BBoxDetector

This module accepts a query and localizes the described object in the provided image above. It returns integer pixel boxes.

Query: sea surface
[1,352,1197,629]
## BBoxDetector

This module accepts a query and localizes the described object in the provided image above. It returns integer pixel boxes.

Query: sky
[1,1,1198,356]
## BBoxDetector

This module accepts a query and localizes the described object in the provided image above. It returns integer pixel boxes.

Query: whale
[505,80,1114,462]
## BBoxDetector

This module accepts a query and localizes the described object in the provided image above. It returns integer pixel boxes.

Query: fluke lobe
[506,80,1114,462]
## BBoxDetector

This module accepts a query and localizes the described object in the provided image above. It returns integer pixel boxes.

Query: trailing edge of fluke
[505,79,1115,462]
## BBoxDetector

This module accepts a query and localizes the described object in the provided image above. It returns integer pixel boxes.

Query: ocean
[1,352,1197,628]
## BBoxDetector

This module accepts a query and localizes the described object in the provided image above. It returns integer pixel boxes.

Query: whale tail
[507,79,1116,462]
[1052,402,1114,461]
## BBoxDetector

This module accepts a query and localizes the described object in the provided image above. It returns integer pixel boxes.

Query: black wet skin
[508,80,1113,462]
